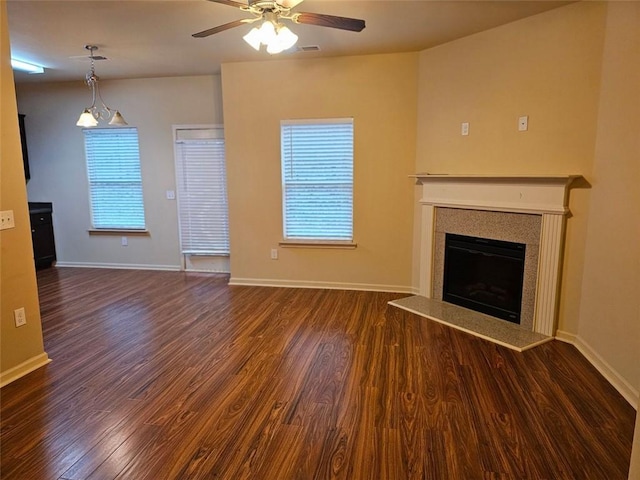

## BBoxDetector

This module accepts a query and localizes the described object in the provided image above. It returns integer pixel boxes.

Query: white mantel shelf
[414,173,584,338]
[412,174,581,179]
[412,174,583,215]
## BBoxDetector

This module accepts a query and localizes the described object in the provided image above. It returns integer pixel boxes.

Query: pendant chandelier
[76,45,127,128]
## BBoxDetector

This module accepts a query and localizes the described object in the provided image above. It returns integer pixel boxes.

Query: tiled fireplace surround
[415,175,581,337]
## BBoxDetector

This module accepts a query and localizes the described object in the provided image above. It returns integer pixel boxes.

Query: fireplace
[443,233,526,324]
[413,174,582,337]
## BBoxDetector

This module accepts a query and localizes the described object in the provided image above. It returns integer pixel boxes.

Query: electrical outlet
[14,307,27,327]
[270,248,278,260]
[121,236,128,246]
[0,210,15,230]
[461,122,469,136]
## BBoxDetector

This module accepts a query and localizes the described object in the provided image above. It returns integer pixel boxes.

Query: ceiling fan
[192,0,365,54]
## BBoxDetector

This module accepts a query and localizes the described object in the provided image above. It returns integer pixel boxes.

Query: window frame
[82,127,147,233]
[280,118,356,249]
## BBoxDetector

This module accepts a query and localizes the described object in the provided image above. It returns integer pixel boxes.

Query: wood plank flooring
[1,267,636,479]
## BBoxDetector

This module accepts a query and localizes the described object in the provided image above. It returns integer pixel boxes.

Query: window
[83,128,146,230]
[174,127,229,255]
[281,118,354,242]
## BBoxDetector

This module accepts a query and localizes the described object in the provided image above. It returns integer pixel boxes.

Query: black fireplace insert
[443,233,526,324]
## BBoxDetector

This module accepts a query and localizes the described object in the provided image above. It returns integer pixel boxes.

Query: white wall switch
[121,236,128,246]
[518,115,529,131]
[270,248,278,260]
[166,190,176,200]
[461,122,470,136]
[0,210,15,230]
[14,307,27,327]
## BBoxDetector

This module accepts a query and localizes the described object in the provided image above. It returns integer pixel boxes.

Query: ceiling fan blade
[192,19,252,38]
[293,12,365,32]
[205,0,248,9]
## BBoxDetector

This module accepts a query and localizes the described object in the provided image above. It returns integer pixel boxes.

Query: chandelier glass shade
[76,45,127,128]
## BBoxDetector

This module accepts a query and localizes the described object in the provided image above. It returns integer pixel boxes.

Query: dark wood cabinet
[29,203,56,268]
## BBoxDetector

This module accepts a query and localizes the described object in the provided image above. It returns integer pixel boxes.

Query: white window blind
[83,128,146,230]
[281,118,354,241]
[175,128,229,255]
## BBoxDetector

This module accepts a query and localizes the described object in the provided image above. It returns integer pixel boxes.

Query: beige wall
[222,53,418,291]
[578,0,640,403]
[415,2,607,335]
[0,2,48,383]
[17,75,222,269]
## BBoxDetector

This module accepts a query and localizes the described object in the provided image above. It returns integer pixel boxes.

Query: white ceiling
[8,0,570,84]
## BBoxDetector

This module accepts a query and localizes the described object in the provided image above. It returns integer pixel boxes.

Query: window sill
[279,240,357,249]
[88,229,149,236]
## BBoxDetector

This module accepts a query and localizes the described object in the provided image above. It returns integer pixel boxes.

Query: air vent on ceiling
[296,45,321,52]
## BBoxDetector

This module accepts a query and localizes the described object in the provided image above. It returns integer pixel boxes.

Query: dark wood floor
[1,268,635,479]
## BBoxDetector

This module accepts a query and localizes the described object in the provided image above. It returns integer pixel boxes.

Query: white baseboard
[55,262,181,271]
[185,268,230,274]
[229,277,414,294]
[0,353,51,388]
[554,330,579,345]
[555,330,638,409]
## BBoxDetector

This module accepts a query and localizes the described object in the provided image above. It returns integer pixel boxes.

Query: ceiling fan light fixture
[243,27,263,50]
[244,19,296,54]
[194,0,365,54]
[258,20,277,45]
[275,25,298,50]
[266,25,298,54]
[266,42,284,55]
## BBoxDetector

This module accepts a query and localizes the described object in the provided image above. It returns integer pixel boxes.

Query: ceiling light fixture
[242,12,298,54]
[11,58,45,74]
[76,45,127,128]
[193,0,364,55]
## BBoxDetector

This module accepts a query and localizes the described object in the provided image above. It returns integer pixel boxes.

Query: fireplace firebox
[443,233,526,324]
